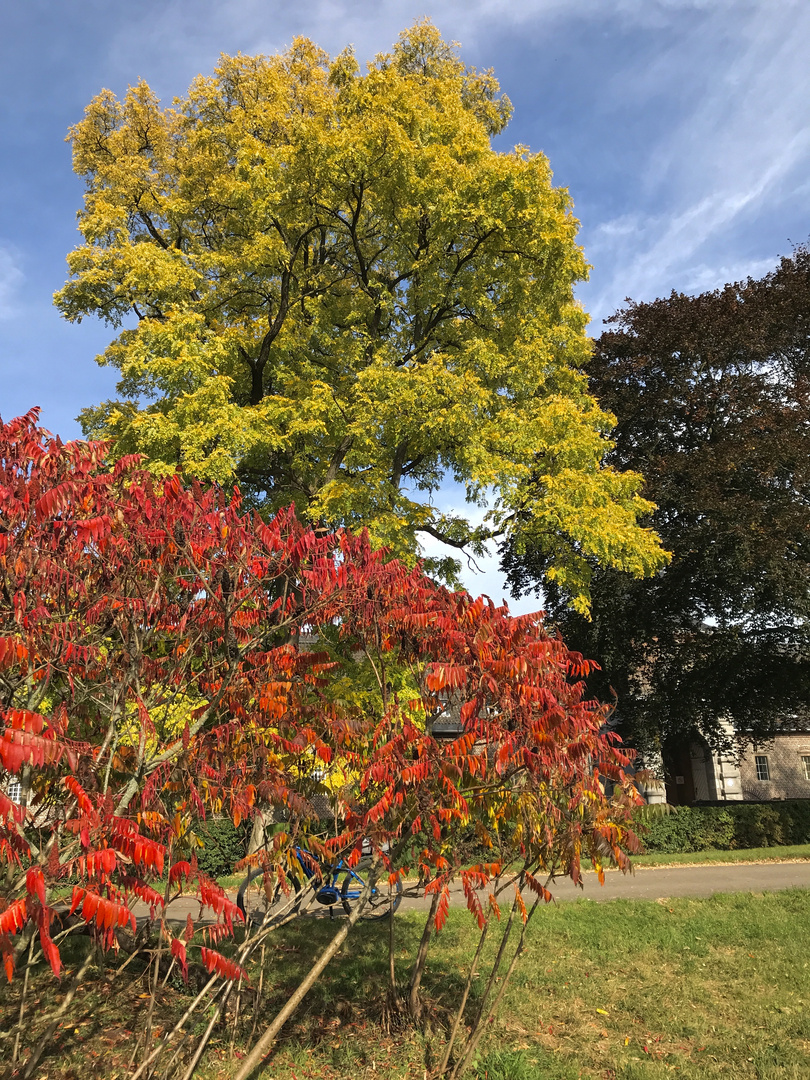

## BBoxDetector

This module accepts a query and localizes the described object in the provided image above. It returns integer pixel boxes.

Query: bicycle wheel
[340,857,403,919]
[236,866,302,926]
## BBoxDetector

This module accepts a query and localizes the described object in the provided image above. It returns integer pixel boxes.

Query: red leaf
[169,860,192,885]
[171,937,188,981]
[26,867,46,907]
[64,776,95,816]
[199,947,248,983]
[0,897,27,936]
[434,885,450,933]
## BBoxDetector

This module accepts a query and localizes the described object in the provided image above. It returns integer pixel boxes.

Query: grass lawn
[625,843,810,869]
[4,888,810,1079]
[252,889,810,1080]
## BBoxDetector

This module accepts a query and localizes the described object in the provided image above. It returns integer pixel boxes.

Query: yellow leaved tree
[57,21,665,609]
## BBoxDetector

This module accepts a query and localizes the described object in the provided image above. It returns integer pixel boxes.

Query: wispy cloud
[4,0,805,601]
[0,244,24,320]
[586,128,810,318]
[101,0,761,90]
[581,0,810,321]
[681,257,779,295]
[99,0,810,326]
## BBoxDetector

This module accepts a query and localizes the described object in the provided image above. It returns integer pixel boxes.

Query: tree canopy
[56,21,663,610]
[502,246,810,751]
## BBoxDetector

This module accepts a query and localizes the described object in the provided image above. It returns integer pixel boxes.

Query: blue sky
[1,0,808,609]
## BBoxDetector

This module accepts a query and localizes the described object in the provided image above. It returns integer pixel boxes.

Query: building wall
[689,741,719,802]
[739,734,810,801]
[667,731,743,804]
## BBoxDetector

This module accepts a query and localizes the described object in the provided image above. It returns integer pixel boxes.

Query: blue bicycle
[236,849,402,923]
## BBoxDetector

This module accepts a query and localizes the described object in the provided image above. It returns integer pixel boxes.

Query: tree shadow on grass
[247,911,489,1071]
[2,911,486,1079]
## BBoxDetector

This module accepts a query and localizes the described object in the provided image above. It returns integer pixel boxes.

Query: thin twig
[249,944,266,1044]
[437,916,491,1075]
[22,948,94,1080]
[128,886,310,1080]
[127,972,221,1080]
[408,889,440,1019]
[116,939,147,978]
[156,1029,193,1080]
[446,898,519,1080]
[388,887,397,996]
[178,980,234,1080]
[161,956,177,988]
[449,894,542,1080]
[12,933,35,1065]
[232,858,379,1080]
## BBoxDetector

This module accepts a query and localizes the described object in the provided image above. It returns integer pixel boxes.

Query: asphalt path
[396,860,810,911]
[149,861,810,925]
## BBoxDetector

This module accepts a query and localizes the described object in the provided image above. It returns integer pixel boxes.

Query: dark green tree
[502,245,810,754]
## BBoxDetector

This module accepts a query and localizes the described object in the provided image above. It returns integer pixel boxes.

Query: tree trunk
[232,862,377,1080]
[247,809,272,855]
[407,889,440,1021]
[437,918,491,1075]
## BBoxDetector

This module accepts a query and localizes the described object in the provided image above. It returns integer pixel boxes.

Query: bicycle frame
[237,845,402,923]
[293,846,366,907]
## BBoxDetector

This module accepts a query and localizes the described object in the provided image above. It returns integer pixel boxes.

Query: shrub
[194,817,251,879]
[783,801,810,844]
[636,806,735,854]
[636,801,810,853]
[729,804,787,848]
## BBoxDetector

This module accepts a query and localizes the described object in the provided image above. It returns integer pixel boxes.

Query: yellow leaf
[57,23,666,603]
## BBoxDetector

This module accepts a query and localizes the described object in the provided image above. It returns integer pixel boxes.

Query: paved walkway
[396,860,810,911]
[147,861,810,925]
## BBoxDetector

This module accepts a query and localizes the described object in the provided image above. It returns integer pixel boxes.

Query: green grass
[216,872,246,891]
[5,889,810,1079]
[251,890,810,1080]
[625,842,810,869]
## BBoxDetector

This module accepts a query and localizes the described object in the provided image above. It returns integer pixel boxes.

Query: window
[755,755,770,782]
[802,756,810,782]
[6,777,22,803]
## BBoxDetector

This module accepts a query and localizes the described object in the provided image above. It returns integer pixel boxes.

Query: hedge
[194,803,810,866]
[635,800,810,854]
[194,817,252,878]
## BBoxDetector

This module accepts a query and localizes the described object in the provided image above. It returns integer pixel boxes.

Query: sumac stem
[437,916,491,1075]
[22,948,94,1080]
[232,860,378,1080]
[407,888,440,1020]
[12,933,35,1066]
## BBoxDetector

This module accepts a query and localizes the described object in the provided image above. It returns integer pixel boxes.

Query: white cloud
[586,135,809,317]
[99,1,810,320]
[581,0,810,321]
[101,0,765,93]
[66,0,810,607]
[0,244,24,320]
[681,256,783,296]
